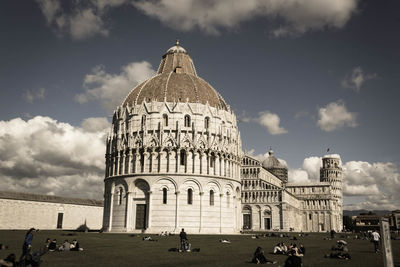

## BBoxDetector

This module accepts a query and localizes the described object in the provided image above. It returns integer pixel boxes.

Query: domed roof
[262,149,287,170]
[122,41,228,111]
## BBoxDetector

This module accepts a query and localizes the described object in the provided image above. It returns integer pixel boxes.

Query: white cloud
[317,100,357,132]
[76,61,156,113]
[36,0,129,40]
[133,0,359,37]
[288,155,400,210]
[81,117,110,132]
[256,111,288,135]
[288,169,309,183]
[22,88,46,103]
[0,116,107,199]
[341,66,378,92]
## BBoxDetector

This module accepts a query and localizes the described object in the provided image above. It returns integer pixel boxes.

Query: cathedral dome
[262,149,288,182]
[122,41,228,111]
[262,149,287,169]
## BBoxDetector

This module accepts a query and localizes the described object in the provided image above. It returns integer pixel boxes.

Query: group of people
[45,238,82,252]
[0,227,85,267]
[273,242,305,256]
[325,240,351,260]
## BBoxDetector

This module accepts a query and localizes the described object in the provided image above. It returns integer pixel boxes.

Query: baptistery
[102,41,242,234]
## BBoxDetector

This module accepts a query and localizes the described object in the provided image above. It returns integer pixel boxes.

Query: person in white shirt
[371,230,380,253]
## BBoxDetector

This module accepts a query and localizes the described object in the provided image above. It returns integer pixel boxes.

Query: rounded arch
[242,205,252,213]
[204,180,222,193]
[181,178,202,193]
[114,179,129,194]
[152,176,178,192]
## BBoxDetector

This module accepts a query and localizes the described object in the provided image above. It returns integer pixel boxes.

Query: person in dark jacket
[252,247,276,264]
[20,228,35,261]
[179,229,188,252]
[284,249,302,267]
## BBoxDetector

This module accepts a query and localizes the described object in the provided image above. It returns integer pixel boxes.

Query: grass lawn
[0,231,399,267]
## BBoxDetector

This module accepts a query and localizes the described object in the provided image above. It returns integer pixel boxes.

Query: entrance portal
[135,204,147,229]
[264,218,271,230]
[243,214,251,229]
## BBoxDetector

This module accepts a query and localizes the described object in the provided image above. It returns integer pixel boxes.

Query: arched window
[187,189,193,205]
[184,115,191,127]
[226,192,230,207]
[180,150,186,166]
[118,188,123,205]
[204,117,210,129]
[209,190,214,206]
[210,154,215,168]
[141,115,146,126]
[162,188,167,204]
[163,114,168,126]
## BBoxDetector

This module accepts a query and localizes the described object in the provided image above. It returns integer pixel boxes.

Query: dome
[122,41,228,111]
[262,149,287,170]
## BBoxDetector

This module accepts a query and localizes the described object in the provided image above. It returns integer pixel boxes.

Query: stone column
[108,192,114,231]
[122,153,126,175]
[125,191,132,231]
[233,196,237,231]
[219,193,223,233]
[167,150,173,173]
[176,150,180,173]
[143,151,149,173]
[147,191,153,229]
[127,150,132,174]
[199,192,204,233]
[215,155,220,176]
[110,157,114,177]
[192,151,197,174]
[187,150,193,173]
[206,153,210,175]
[160,150,166,173]
[116,153,121,175]
[175,191,180,232]
[134,152,140,174]
[184,149,189,173]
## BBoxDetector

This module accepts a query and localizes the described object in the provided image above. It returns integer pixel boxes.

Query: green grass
[0,231,399,267]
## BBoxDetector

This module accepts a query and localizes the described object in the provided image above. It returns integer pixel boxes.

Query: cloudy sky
[1,0,399,210]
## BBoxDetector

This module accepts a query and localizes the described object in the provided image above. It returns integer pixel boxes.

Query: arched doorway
[133,180,150,230]
[263,207,272,230]
[242,206,252,230]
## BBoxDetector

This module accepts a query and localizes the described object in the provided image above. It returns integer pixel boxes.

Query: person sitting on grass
[70,240,83,251]
[58,240,70,252]
[48,239,57,252]
[273,243,287,254]
[325,240,351,260]
[0,244,9,250]
[284,249,302,267]
[0,253,16,267]
[298,245,306,256]
[252,247,277,264]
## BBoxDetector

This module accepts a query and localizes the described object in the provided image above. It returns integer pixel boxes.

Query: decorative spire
[176,39,180,46]
[268,146,274,156]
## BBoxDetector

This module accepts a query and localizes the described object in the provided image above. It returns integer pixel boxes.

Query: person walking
[179,228,188,252]
[371,230,381,253]
[20,228,35,261]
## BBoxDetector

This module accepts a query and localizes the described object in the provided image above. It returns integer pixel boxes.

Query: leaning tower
[320,155,343,231]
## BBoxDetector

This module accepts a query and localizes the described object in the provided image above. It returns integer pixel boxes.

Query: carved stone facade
[102,42,343,234]
[103,42,242,234]
[241,154,343,232]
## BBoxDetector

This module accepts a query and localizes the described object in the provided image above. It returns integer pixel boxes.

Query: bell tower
[320,155,343,231]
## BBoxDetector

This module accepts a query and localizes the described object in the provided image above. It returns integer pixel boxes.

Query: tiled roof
[122,43,228,111]
[0,191,103,207]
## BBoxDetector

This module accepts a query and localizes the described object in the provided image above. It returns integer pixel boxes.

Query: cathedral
[102,42,343,234]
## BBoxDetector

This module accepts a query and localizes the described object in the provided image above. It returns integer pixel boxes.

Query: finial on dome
[176,39,180,46]
[268,146,274,156]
